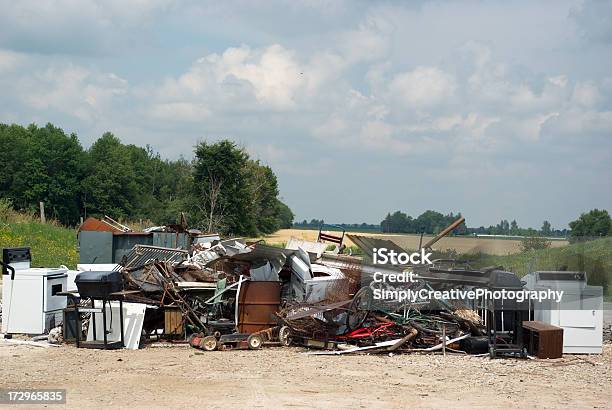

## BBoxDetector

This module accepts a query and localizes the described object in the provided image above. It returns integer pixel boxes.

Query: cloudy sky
[0,0,611,229]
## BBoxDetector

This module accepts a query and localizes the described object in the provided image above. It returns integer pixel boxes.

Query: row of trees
[0,123,293,235]
[380,209,611,239]
[293,219,380,232]
[380,211,468,235]
[468,219,568,237]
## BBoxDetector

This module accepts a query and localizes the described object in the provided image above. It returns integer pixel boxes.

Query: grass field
[0,207,78,271]
[262,228,568,256]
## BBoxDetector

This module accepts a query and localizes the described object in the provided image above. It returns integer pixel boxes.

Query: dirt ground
[1,342,610,409]
[264,229,568,256]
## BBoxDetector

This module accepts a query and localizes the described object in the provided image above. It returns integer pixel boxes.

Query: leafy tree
[245,160,280,234]
[569,209,612,240]
[510,220,519,235]
[81,133,141,219]
[541,220,552,236]
[275,200,294,228]
[193,140,255,235]
[10,124,85,224]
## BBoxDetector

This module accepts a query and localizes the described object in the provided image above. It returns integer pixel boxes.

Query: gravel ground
[0,341,611,409]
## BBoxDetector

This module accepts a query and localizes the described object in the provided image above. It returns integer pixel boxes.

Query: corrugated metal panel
[237,281,281,333]
[116,245,189,270]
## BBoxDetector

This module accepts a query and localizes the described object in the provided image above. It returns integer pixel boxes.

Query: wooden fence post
[39,201,46,224]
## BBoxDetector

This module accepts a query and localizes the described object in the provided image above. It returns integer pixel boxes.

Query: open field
[0,216,79,269]
[0,343,610,409]
[0,219,78,269]
[263,228,568,256]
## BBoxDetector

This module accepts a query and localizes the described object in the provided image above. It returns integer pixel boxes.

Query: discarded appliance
[483,269,527,358]
[73,270,127,349]
[1,248,67,335]
[523,271,603,354]
[75,271,123,298]
[84,301,147,350]
[522,320,563,359]
[288,248,347,303]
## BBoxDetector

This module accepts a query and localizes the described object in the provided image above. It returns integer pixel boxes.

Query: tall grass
[465,237,612,295]
[0,200,78,270]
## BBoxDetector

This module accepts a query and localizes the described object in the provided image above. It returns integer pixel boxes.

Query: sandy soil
[1,342,610,409]
[264,229,568,256]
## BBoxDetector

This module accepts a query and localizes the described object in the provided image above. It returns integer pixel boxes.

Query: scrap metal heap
[105,216,527,357]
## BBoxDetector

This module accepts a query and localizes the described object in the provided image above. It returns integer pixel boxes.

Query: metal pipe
[422,216,465,249]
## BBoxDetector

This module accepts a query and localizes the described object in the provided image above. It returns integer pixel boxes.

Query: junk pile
[64,216,530,357]
[2,216,603,358]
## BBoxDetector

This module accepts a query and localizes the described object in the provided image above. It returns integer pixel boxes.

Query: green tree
[541,220,552,236]
[10,123,85,224]
[245,160,280,234]
[81,133,141,219]
[275,200,294,229]
[193,140,255,235]
[510,220,519,235]
[569,209,612,240]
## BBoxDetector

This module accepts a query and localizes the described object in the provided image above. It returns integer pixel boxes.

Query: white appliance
[524,271,603,354]
[1,248,68,335]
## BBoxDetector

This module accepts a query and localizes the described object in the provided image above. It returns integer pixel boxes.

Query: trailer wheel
[201,335,218,351]
[247,334,263,350]
[278,326,292,347]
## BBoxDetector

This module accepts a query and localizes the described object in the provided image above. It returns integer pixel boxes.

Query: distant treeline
[299,209,612,239]
[293,219,381,232]
[382,211,568,237]
[0,123,293,236]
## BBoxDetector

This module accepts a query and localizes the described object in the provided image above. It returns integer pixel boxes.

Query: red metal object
[79,217,120,232]
[338,322,399,340]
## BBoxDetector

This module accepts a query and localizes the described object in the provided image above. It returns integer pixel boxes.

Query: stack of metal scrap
[112,221,522,358]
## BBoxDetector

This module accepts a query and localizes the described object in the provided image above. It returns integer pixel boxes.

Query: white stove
[1,248,67,335]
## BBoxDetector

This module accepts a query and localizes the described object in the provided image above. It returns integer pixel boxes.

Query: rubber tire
[200,335,218,351]
[247,334,263,350]
[278,326,292,347]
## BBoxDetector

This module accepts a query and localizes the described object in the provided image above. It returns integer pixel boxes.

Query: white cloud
[572,81,601,107]
[149,102,211,122]
[389,66,456,108]
[153,44,307,112]
[10,63,128,122]
[338,15,391,64]
[0,49,24,73]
